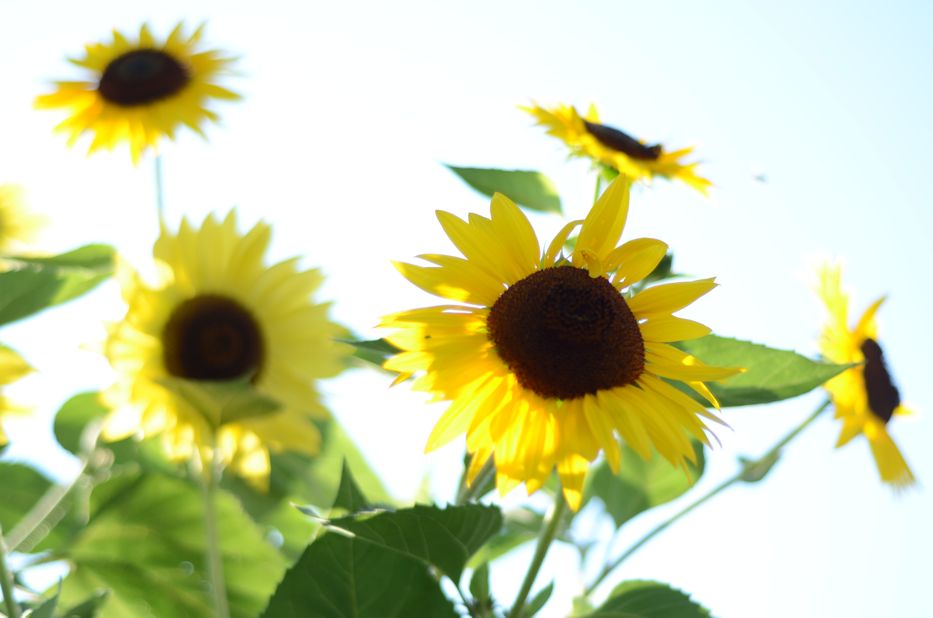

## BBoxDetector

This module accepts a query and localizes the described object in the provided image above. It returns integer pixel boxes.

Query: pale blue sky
[1,1,931,616]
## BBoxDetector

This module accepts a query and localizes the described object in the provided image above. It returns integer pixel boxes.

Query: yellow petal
[639,316,711,343]
[628,278,717,318]
[574,175,632,265]
[606,238,668,288]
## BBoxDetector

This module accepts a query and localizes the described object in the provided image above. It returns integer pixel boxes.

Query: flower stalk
[585,398,832,596]
[0,526,22,618]
[507,490,568,618]
[199,447,230,618]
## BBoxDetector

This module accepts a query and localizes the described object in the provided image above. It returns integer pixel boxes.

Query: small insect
[860,338,901,424]
[582,120,663,161]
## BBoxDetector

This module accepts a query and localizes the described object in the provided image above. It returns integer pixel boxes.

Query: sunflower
[818,264,915,488]
[0,185,44,254]
[102,211,349,485]
[381,176,740,509]
[0,345,34,447]
[522,103,711,195]
[35,23,239,163]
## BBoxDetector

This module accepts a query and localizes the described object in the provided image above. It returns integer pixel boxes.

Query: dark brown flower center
[583,120,662,161]
[162,294,264,381]
[98,49,190,106]
[860,338,900,424]
[487,266,645,400]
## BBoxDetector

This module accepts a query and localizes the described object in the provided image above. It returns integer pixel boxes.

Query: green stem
[592,172,604,204]
[584,398,831,597]
[0,527,22,618]
[154,154,165,224]
[7,422,101,553]
[456,457,495,505]
[200,451,230,618]
[507,490,568,618]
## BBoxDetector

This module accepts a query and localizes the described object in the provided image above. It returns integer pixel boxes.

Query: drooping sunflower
[35,23,239,163]
[522,103,711,195]
[0,185,44,254]
[0,345,34,448]
[102,211,349,485]
[381,176,740,509]
[818,264,915,488]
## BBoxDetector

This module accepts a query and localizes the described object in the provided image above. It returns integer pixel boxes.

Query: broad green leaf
[344,338,399,368]
[585,443,705,528]
[584,580,711,618]
[332,460,371,512]
[525,581,554,617]
[320,503,502,583]
[677,335,852,407]
[56,471,287,618]
[261,528,457,618]
[0,244,114,326]
[53,392,108,456]
[467,507,546,567]
[446,166,562,214]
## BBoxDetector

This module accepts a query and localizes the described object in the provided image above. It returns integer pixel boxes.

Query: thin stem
[154,154,165,224]
[200,450,230,618]
[7,422,101,553]
[0,527,22,618]
[592,172,604,204]
[585,398,831,597]
[456,458,495,505]
[507,490,568,618]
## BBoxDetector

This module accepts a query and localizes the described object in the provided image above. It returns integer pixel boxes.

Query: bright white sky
[1,1,931,617]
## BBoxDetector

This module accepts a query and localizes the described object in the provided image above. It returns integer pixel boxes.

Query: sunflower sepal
[156,376,281,429]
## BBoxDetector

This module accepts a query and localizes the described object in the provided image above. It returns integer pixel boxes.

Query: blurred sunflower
[381,176,739,509]
[523,103,711,195]
[0,185,44,254]
[0,345,33,448]
[35,23,239,163]
[102,212,349,485]
[818,264,915,488]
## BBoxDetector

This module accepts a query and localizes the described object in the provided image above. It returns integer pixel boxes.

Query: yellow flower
[818,264,915,488]
[35,23,239,163]
[381,176,739,509]
[0,346,34,447]
[0,185,44,254]
[102,212,349,485]
[522,103,711,195]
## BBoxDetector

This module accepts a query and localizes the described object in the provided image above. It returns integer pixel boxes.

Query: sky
[1,1,932,616]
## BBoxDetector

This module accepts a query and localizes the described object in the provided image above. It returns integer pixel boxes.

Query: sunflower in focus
[102,212,349,485]
[0,346,33,448]
[381,176,740,509]
[522,103,711,195]
[0,185,44,254]
[818,264,915,488]
[36,23,239,163]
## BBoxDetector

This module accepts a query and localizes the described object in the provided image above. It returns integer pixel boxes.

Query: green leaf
[467,507,545,567]
[676,335,853,407]
[58,590,110,618]
[526,581,554,617]
[469,563,491,611]
[53,392,108,456]
[157,377,281,428]
[585,580,711,617]
[446,166,562,214]
[585,443,705,528]
[29,589,59,618]
[332,460,370,512]
[220,420,391,562]
[344,338,399,368]
[321,503,502,583]
[0,244,114,326]
[739,452,782,483]
[56,471,287,618]
[261,529,458,618]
